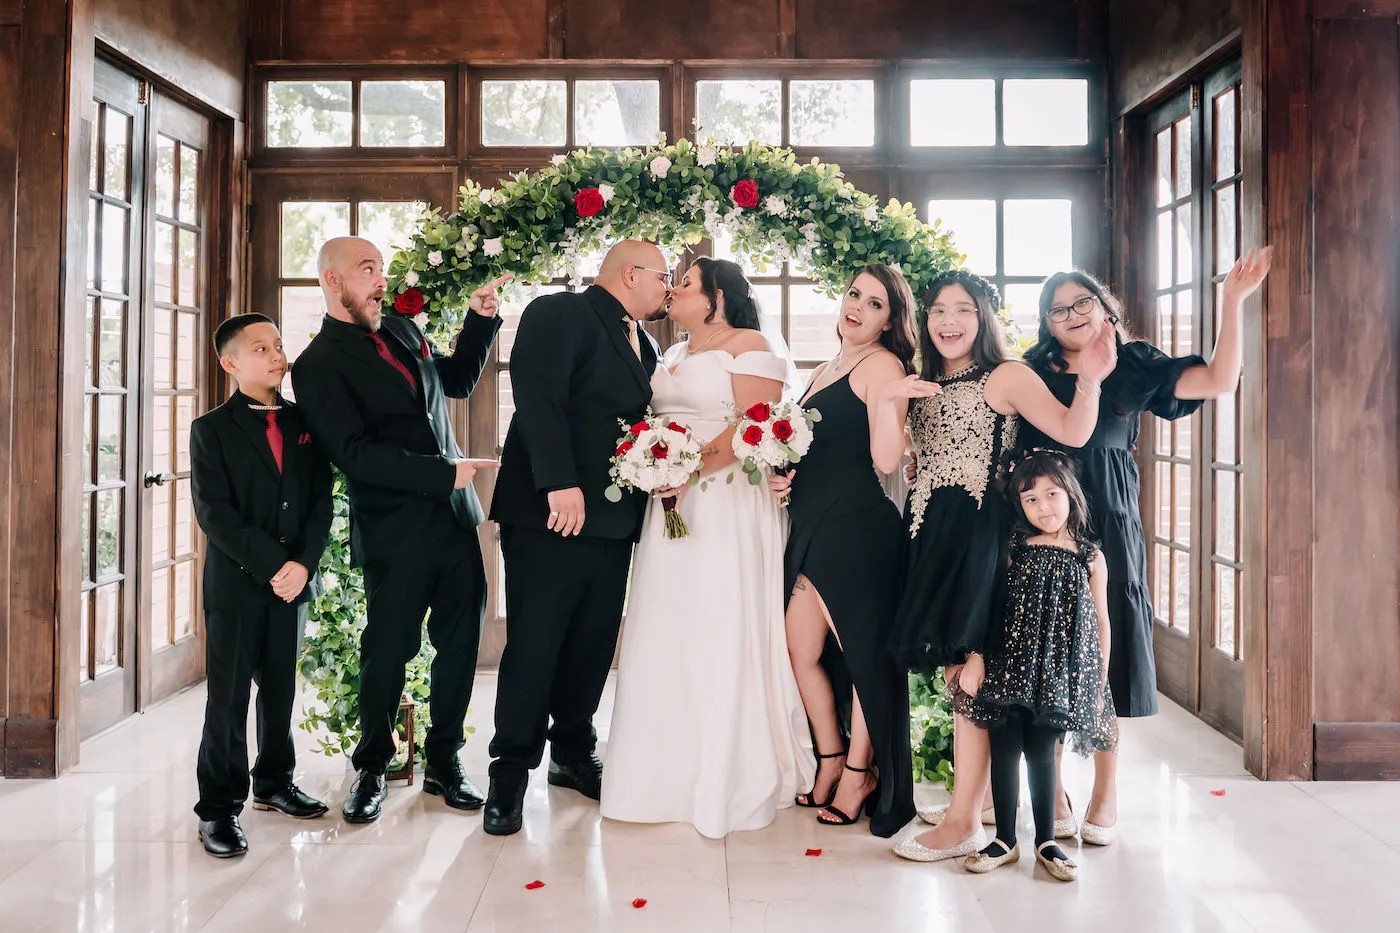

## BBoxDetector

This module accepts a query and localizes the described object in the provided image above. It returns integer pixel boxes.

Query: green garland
[298,137,962,781]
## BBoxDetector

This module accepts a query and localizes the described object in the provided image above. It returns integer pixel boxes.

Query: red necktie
[264,410,284,474]
[368,332,418,392]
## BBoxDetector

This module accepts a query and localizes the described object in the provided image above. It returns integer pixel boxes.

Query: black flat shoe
[253,782,329,820]
[342,770,388,824]
[483,773,528,836]
[423,760,485,811]
[546,754,603,801]
[198,815,248,858]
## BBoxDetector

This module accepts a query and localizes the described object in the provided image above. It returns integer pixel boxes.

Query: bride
[600,258,814,838]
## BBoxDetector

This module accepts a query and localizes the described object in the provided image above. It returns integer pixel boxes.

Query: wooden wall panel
[563,0,780,59]
[1310,17,1400,725]
[1110,0,1241,113]
[94,0,248,117]
[1315,723,1400,781]
[0,24,18,748]
[279,0,550,62]
[796,0,1080,60]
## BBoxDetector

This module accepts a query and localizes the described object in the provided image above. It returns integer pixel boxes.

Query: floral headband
[922,268,1003,312]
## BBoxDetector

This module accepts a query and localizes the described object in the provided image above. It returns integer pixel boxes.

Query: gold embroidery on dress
[906,371,1018,538]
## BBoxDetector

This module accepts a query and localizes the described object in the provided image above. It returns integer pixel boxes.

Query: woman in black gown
[1023,250,1271,845]
[767,264,919,838]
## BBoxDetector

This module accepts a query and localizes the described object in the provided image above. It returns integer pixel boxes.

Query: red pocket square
[421,337,431,360]
[298,432,312,445]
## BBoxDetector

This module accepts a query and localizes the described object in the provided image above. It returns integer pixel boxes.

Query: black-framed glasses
[633,265,673,287]
[1047,294,1099,323]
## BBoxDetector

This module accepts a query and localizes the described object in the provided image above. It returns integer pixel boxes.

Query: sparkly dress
[889,365,1018,675]
[970,540,1117,752]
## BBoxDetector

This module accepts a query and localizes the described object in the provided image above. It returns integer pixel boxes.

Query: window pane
[482,80,566,147]
[1003,79,1089,146]
[1215,470,1237,560]
[174,559,194,639]
[1216,564,1237,657]
[267,81,353,148]
[1002,284,1043,344]
[1216,388,1237,464]
[1174,206,1192,285]
[1176,289,1194,356]
[101,203,128,294]
[152,481,170,563]
[575,80,660,146]
[1156,460,1171,533]
[1154,543,1172,625]
[1174,116,1192,198]
[150,567,171,649]
[1003,200,1072,277]
[910,80,995,146]
[96,488,122,579]
[156,135,176,219]
[94,582,121,675]
[1156,211,1172,290]
[497,369,515,451]
[1174,462,1192,545]
[358,201,429,270]
[98,299,124,388]
[154,307,173,391]
[790,80,875,147]
[280,202,350,279]
[97,393,122,484]
[153,395,172,475]
[789,285,841,361]
[175,478,193,555]
[178,229,199,307]
[177,309,197,390]
[154,221,174,304]
[103,108,130,200]
[176,396,195,472]
[178,144,200,222]
[1215,185,1238,273]
[361,80,446,147]
[696,80,781,146]
[927,200,996,275]
[1214,87,1237,181]
[1155,129,1172,207]
[89,102,100,192]
[280,287,326,375]
[1173,549,1191,631]
[80,589,90,678]
[88,199,98,290]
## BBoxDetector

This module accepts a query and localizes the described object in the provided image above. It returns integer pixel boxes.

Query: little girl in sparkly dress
[964,449,1116,883]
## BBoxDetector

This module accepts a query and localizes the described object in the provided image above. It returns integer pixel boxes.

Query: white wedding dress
[600,345,814,838]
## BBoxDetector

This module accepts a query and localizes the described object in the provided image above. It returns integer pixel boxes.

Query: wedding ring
[549,511,559,518]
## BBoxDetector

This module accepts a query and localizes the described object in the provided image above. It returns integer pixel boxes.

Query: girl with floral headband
[875,268,1116,863]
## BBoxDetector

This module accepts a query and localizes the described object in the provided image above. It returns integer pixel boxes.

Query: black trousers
[489,526,632,778]
[195,602,306,821]
[988,708,1065,848]
[352,526,487,774]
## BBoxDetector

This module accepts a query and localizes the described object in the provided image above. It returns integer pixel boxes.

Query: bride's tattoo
[792,580,808,593]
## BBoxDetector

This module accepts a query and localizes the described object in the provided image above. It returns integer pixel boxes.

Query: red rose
[745,402,771,422]
[616,441,634,456]
[742,425,764,446]
[650,442,669,459]
[731,179,760,209]
[394,288,425,316]
[574,188,604,217]
[667,422,686,433]
[772,419,794,442]
[629,421,648,437]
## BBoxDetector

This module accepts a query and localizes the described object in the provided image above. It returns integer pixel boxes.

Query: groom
[485,240,670,835]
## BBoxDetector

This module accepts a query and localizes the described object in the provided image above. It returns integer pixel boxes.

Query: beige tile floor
[1,674,1397,932]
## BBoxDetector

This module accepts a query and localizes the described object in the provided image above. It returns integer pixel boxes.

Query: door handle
[143,471,177,488]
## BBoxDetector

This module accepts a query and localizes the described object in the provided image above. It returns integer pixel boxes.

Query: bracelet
[1076,377,1101,398]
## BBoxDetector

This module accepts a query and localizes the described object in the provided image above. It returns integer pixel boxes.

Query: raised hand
[1079,318,1118,385]
[469,273,514,317]
[1221,246,1273,307]
[879,374,943,401]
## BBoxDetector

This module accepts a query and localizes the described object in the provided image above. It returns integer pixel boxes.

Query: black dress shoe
[253,782,330,820]
[547,754,603,800]
[198,815,248,858]
[423,760,485,811]
[342,770,388,824]
[483,774,528,836]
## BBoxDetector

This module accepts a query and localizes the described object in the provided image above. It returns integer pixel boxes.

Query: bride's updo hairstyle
[693,257,762,331]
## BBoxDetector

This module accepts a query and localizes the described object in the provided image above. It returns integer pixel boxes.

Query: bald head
[318,236,387,330]
[595,240,671,322]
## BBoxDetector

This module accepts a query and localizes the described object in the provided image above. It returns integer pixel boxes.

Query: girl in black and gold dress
[962,450,1115,883]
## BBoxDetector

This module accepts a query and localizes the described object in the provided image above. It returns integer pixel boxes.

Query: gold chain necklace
[687,326,733,354]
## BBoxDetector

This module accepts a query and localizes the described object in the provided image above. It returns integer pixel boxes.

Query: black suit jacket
[190,391,334,612]
[490,285,659,541]
[290,311,501,567]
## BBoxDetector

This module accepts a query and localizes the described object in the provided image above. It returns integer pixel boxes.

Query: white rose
[427,250,443,267]
[765,195,787,215]
[649,155,672,177]
[479,188,495,205]
[863,204,880,224]
[404,270,419,287]
[598,183,616,203]
[550,154,567,166]
[483,237,504,257]
[696,146,717,167]
[413,313,429,330]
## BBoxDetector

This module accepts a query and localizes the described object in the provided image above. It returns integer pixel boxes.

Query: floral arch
[298,137,961,789]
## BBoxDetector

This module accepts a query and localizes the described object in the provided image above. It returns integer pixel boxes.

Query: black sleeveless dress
[889,365,1019,674]
[1020,341,1204,717]
[785,372,915,839]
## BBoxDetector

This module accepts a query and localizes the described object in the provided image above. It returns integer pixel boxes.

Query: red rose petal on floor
[525,880,546,890]
[805,848,823,857]
[1210,789,1227,796]
[631,898,648,909]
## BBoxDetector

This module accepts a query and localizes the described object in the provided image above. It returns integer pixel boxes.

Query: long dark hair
[1023,269,1134,375]
[838,264,918,375]
[692,257,761,331]
[1005,449,1093,548]
[918,269,1010,381]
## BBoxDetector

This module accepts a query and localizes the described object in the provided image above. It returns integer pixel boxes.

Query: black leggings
[988,708,1065,848]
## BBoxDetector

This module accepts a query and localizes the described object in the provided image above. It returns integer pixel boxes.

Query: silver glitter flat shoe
[1079,820,1115,846]
[892,826,986,862]
[1054,793,1079,840]
[916,804,997,827]
[964,838,1020,873]
[1036,840,1078,881]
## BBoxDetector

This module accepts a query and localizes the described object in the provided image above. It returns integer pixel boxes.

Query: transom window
[910,75,1091,148]
[263,73,451,150]
[695,78,877,147]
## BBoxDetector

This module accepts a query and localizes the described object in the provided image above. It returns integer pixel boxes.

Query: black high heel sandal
[816,764,879,826]
[795,749,847,808]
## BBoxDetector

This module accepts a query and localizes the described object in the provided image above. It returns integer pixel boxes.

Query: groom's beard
[642,306,670,323]
[342,289,384,331]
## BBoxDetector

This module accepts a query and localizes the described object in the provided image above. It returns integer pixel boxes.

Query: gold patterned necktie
[623,318,641,360]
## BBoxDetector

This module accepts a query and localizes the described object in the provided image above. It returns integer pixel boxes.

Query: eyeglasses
[1047,295,1099,323]
[633,265,673,287]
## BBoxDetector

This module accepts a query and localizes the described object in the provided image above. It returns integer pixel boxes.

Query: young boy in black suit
[190,313,334,858]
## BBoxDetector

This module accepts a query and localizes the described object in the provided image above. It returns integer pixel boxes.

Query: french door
[80,59,213,737]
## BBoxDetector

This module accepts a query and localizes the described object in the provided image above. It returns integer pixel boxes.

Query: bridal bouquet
[604,413,704,539]
[731,400,822,504]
